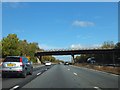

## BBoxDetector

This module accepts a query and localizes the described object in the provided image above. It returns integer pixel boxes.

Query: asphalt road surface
[2,65,54,89]
[23,64,119,90]
[2,64,119,90]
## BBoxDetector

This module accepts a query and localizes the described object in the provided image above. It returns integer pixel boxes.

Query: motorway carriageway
[1,64,120,90]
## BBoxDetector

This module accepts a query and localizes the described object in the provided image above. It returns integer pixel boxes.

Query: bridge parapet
[39,48,114,52]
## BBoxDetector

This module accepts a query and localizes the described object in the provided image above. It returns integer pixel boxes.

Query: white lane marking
[94,86,102,90]
[10,85,19,90]
[37,72,41,76]
[68,69,70,70]
[110,73,119,77]
[73,72,77,76]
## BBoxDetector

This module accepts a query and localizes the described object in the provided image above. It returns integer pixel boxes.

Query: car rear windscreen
[3,57,20,62]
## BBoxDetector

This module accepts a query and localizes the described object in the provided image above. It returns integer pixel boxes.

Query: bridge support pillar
[36,56,42,64]
[71,54,75,64]
[39,55,42,63]
[36,57,41,64]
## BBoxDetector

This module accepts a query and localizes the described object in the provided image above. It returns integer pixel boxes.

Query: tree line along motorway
[1,64,120,90]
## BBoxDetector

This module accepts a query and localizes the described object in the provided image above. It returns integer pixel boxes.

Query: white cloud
[38,43,102,50]
[72,20,95,27]
[92,44,102,48]
[39,44,62,50]
[70,44,83,49]
[39,44,52,50]
[70,44,101,49]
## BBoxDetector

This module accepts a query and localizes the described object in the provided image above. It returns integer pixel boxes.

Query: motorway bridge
[35,48,120,63]
[2,48,120,89]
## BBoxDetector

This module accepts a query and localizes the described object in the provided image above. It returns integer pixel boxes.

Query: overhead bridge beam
[35,49,119,56]
[35,49,120,64]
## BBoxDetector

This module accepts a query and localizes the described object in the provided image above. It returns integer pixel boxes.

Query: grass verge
[74,63,120,75]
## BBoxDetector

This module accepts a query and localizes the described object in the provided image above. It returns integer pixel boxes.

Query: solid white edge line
[10,85,19,90]
[94,86,102,90]
[73,72,77,75]
[37,72,41,76]
[94,86,99,89]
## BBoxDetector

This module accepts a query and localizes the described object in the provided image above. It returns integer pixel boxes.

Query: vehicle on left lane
[2,56,33,78]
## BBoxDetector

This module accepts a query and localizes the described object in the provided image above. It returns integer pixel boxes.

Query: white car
[45,61,51,66]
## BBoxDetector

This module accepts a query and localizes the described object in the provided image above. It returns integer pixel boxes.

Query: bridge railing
[36,47,114,52]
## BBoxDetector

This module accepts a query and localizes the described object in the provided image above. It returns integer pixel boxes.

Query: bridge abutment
[71,54,75,64]
[36,57,41,64]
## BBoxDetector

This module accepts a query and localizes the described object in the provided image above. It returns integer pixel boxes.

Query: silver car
[2,56,33,78]
[45,61,51,66]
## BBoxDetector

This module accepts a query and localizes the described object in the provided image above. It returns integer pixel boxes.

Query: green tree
[99,41,115,64]
[115,42,120,49]
[2,34,20,57]
[50,57,56,62]
[75,56,81,63]
[75,54,90,63]
[18,40,28,56]
[101,41,115,49]
[27,42,40,61]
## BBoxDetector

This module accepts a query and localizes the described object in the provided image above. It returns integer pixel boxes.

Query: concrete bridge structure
[35,48,120,63]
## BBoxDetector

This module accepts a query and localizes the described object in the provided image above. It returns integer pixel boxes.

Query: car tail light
[20,58,22,62]
[20,58,24,66]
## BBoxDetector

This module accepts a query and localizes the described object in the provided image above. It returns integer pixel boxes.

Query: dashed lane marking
[37,72,41,76]
[94,86,102,90]
[10,85,19,90]
[73,72,77,76]
[68,69,70,70]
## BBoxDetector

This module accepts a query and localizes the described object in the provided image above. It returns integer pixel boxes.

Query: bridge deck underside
[35,49,120,56]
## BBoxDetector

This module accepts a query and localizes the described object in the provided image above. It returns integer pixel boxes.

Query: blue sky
[2,2,118,61]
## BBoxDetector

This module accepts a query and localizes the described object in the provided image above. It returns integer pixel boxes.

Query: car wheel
[22,71,27,78]
[29,68,33,75]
